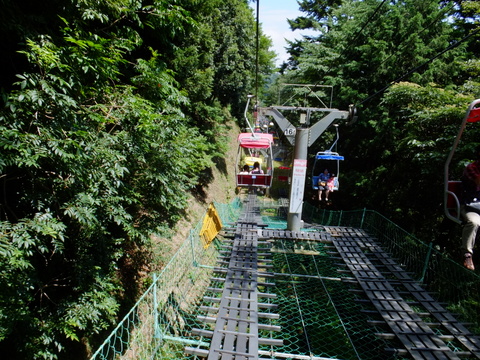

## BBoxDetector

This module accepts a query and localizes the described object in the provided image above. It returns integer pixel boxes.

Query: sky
[250,0,317,66]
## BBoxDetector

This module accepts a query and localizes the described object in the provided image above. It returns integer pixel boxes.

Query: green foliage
[275,1,480,253]
[281,0,466,106]
[0,0,268,358]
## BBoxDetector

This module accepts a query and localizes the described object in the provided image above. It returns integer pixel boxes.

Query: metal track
[327,226,480,359]
[186,195,282,359]
[186,201,480,359]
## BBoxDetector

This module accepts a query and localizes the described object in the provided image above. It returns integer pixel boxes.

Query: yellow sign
[244,156,262,167]
[199,203,223,248]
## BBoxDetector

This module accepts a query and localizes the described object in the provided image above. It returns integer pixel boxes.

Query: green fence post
[153,273,161,341]
[360,208,366,229]
[190,229,198,267]
[419,242,433,283]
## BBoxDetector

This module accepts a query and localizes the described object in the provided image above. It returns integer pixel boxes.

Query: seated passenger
[318,169,332,202]
[327,173,336,191]
[250,161,264,174]
[239,164,250,174]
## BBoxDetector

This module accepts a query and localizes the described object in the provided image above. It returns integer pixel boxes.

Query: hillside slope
[149,121,240,270]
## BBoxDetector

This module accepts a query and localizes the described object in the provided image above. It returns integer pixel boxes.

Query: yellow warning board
[199,203,222,248]
[244,156,262,167]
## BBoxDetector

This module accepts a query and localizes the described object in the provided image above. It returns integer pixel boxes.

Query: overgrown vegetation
[268,0,480,257]
[2,0,480,358]
[0,0,274,358]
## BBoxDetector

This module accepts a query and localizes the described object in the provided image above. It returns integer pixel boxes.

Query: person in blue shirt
[318,169,332,202]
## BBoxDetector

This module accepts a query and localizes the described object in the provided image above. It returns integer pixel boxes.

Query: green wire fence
[90,198,480,360]
[89,199,243,360]
[301,202,480,318]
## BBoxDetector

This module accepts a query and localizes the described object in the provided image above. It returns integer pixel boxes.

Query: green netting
[261,239,393,360]
[90,198,480,360]
[89,201,241,360]
[213,197,243,226]
[257,197,290,229]
[302,202,480,334]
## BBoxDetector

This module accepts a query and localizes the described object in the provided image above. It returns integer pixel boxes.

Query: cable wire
[357,26,480,107]
[292,0,459,113]
[280,240,313,356]
[311,248,362,360]
[375,1,458,71]
[255,0,260,103]
[350,0,389,45]
[301,0,389,106]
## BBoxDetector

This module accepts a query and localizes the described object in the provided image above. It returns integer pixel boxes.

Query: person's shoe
[463,253,475,271]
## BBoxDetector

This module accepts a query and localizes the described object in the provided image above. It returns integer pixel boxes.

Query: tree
[275,0,480,243]
[0,0,270,358]
[282,0,463,105]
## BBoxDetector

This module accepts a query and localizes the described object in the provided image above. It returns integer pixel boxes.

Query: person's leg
[461,208,480,270]
[462,210,480,253]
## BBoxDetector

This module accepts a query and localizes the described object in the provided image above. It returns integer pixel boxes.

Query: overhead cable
[255,0,260,102]
[375,0,458,70]
[357,27,480,107]
[350,0,389,45]
[302,0,388,105]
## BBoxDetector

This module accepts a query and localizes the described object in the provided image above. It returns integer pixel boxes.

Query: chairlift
[236,95,274,188]
[236,133,274,187]
[444,99,480,224]
[312,124,344,191]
